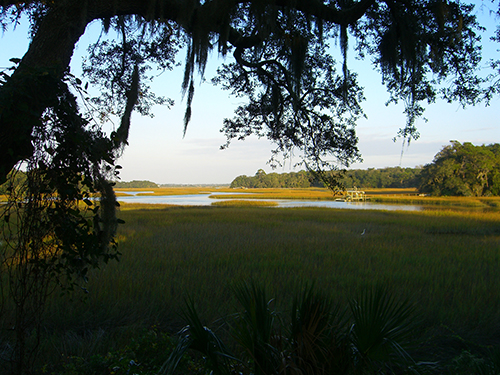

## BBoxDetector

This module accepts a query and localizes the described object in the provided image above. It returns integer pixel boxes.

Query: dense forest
[0,176,161,192]
[230,167,422,189]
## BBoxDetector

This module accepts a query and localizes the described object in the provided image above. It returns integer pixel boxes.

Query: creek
[116,191,425,211]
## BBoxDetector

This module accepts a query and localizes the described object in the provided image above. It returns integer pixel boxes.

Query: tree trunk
[0,2,89,183]
[0,0,372,183]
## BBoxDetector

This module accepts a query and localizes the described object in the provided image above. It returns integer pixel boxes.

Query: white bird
[361,229,366,236]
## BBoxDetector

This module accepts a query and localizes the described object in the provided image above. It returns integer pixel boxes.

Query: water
[116,192,424,211]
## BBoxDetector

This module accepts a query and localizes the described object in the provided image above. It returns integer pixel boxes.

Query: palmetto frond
[349,286,417,372]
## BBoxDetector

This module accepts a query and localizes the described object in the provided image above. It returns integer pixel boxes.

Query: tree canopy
[230,166,422,188]
[0,0,496,183]
[114,180,160,188]
[1,2,498,372]
[418,141,500,196]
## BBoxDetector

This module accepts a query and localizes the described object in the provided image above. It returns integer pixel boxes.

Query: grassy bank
[369,195,500,208]
[2,202,499,372]
[115,187,336,200]
[27,205,498,363]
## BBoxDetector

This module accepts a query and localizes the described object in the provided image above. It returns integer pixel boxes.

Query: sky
[1,2,499,184]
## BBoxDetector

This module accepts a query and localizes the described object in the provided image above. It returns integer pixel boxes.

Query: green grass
[210,199,279,207]
[3,204,500,370]
[369,195,500,208]
[41,206,500,333]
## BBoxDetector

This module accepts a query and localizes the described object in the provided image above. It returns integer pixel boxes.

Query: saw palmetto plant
[163,282,420,375]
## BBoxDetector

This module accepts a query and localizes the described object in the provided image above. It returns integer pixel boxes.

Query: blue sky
[1,2,499,184]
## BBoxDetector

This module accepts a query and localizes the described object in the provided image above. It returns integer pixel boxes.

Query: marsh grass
[3,204,498,370]
[115,187,234,197]
[116,187,337,200]
[210,188,336,200]
[39,207,500,338]
[369,195,500,208]
[2,188,499,372]
[211,200,279,207]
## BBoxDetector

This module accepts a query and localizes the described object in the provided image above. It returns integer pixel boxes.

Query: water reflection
[116,192,424,211]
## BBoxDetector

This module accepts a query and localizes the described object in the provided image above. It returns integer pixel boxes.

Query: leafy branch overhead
[0,2,496,373]
[0,0,494,184]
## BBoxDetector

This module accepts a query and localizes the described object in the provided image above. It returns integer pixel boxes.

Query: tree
[114,180,160,188]
[0,1,494,372]
[418,141,500,196]
[0,0,490,184]
[0,75,121,374]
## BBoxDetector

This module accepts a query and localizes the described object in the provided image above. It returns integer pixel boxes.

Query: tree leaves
[418,142,500,196]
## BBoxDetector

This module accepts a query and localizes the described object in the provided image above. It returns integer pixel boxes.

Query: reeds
[211,200,279,207]
[5,205,498,370]
[114,187,500,210]
[39,206,500,333]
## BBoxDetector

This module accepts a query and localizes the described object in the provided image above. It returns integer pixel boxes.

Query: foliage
[0,0,498,372]
[214,13,364,171]
[230,169,323,189]
[114,180,159,188]
[0,170,26,195]
[81,16,178,124]
[349,288,417,372]
[343,167,422,189]
[230,167,422,189]
[0,0,491,184]
[164,283,419,375]
[0,72,122,374]
[418,142,500,196]
[485,1,500,103]
[44,328,207,375]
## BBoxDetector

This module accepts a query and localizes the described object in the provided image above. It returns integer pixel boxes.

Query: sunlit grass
[115,187,234,197]
[210,187,336,200]
[39,205,500,342]
[3,188,500,370]
[211,200,279,207]
[115,187,336,200]
[370,195,500,208]
[117,202,179,210]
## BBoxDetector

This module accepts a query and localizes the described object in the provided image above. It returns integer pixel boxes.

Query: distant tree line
[2,143,497,196]
[0,175,160,193]
[230,167,421,189]
[230,169,323,189]
[231,142,500,196]
[343,167,421,189]
[114,180,159,188]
